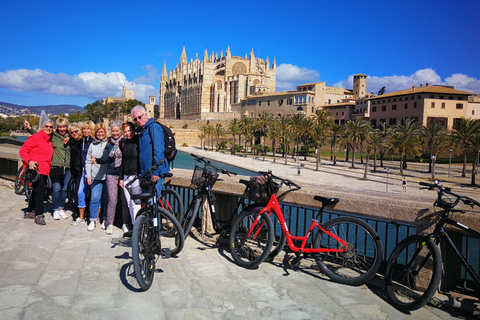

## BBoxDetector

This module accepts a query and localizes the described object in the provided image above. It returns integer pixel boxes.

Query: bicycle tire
[384,235,442,311]
[239,206,286,262]
[132,214,156,291]
[25,180,34,201]
[159,188,184,225]
[136,207,185,256]
[229,208,274,269]
[15,167,25,195]
[67,177,77,207]
[313,216,383,286]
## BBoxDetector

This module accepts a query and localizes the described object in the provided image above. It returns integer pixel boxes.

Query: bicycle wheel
[15,167,25,195]
[239,205,286,262]
[385,235,442,311]
[67,177,77,207]
[229,208,274,269]
[313,216,383,286]
[25,180,34,201]
[159,188,184,225]
[132,214,156,291]
[157,207,185,256]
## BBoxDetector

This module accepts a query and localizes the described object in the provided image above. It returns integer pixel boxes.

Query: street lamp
[344,149,347,168]
[431,155,436,181]
[448,149,452,178]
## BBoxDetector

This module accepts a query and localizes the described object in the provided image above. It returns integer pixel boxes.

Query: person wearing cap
[19,120,54,225]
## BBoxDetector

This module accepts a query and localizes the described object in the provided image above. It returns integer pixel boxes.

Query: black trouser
[27,175,47,216]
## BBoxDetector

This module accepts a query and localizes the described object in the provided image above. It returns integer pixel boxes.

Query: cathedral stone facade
[159,46,276,120]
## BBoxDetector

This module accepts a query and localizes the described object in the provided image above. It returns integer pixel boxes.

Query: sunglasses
[69,130,79,134]
[44,125,53,128]
[133,114,144,122]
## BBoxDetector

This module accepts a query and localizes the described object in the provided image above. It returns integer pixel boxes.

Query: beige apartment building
[159,46,276,120]
[367,84,474,129]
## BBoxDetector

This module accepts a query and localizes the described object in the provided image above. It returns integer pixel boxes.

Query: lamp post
[431,155,436,181]
[448,149,452,178]
[344,149,347,168]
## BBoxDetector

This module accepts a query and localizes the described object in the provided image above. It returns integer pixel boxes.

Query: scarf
[109,136,123,168]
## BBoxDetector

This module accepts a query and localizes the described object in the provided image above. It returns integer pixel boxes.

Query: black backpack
[148,122,177,163]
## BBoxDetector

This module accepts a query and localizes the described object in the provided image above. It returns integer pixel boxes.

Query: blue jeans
[52,168,71,211]
[77,172,89,208]
[89,179,106,222]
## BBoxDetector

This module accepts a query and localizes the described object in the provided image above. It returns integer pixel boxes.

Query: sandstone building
[159,46,276,120]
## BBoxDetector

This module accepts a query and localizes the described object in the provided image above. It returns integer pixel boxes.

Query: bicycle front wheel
[157,207,185,256]
[385,235,442,311]
[229,209,274,269]
[313,216,383,286]
[15,167,25,195]
[159,188,184,225]
[132,214,156,291]
[67,177,77,207]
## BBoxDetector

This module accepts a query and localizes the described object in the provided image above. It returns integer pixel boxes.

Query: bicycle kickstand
[161,248,171,259]
[291,251,302,269]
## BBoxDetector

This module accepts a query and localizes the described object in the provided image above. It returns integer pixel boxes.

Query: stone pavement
[0,183,474,320]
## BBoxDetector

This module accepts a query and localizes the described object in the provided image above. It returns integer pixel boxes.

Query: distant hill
[0,102,84,116]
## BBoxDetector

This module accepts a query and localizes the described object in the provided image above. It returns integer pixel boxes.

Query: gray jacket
[85,138,108,180]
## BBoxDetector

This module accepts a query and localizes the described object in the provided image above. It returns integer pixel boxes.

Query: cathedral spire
[161,61,167,79]
[226,46,231,57]
[180,45,187,65]
[203,48,208,61]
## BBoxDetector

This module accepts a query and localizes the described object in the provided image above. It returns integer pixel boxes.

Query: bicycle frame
[430,212,480,286]
[185,176,222,233]
[252,194,348,254]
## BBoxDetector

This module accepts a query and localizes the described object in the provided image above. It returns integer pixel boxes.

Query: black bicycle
[125,160,185,291]
[15,165,52,202]
[384,180,480,311]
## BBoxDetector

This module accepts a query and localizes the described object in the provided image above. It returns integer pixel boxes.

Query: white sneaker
[106,225,113,235]
[58,210,68,219]
[53,211,60,220]
[87,221,96,231]
[71,218,85,226]
[122,224,129,233]
[101,221,106,230]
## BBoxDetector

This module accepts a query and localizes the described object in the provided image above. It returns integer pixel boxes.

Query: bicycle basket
[244,175,280,204]
[191,164,219,189]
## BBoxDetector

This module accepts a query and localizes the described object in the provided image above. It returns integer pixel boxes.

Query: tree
[213,123,226,150]
[422,121,447,176]
[378,87,386,95]
[256,112,274,146]
[329,124,343,165]
[239,117,254,155]
[227,118,241,146]
[389,118,422,174]
[452,118,480,177]
[311,109,332,170]
[345,118,371,168]
[377,122,391,167]
[266,118,282,163]
[278,116,292,165]
[362,132,373,180]
[370,129,385,172]
[288,113,306,158]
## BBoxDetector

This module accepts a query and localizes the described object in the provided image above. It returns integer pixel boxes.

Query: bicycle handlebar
[258,170,302,190]
[125,159,166,189]
[190,154,238,176]
[419,182,480,209]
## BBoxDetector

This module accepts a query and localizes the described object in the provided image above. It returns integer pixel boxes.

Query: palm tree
[311,110,333,170]
[299,117,315,160]
[422,121,447,177]
[362,131,373,180]
[213,123,226,150]
[256,112,274,147]
[267,118,282,163]
[329,124,343,165]
[345,118,371,168]
[370,129,385,172]
[228,118,241,147]
[239,117,254,155]
[197,132,206,149]
[278,116,292,165]
[377,122,391,167]
[389,118,422,174]
[288,113,306,158]
[452,118,480,177]
[469,131,480,185]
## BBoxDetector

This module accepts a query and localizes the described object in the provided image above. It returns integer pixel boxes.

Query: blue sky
[1,0,479,107]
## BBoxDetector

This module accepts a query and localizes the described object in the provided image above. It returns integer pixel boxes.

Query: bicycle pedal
[161,248,171,259]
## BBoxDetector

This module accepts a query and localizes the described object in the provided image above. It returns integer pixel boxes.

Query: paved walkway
[0,182,476,319]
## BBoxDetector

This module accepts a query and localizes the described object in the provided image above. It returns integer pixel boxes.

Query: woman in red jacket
[19,120,54,225]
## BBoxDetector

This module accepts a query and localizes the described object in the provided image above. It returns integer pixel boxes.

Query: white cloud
[275,63,320,91]
[0,68,157,103]
[333,68,480,95]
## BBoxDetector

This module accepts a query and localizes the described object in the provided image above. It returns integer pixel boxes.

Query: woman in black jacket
[68,123,83,220]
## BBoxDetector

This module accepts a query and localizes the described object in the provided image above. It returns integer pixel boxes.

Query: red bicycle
[229,171,383,286]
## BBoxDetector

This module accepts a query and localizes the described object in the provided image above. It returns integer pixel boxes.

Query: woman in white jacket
[85,123,109,231]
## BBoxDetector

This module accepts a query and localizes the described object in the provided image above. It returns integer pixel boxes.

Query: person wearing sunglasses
[19,119,54,226]
[67,122,83,221]
[131,105,170,201]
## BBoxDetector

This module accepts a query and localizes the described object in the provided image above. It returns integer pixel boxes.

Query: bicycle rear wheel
[67,177,77,207]
[159,188,184,225]
[132,214,156,291]
[385,235,442,311]
[229,209,274,269]
[157,207,185,256]
[313,216,383,286]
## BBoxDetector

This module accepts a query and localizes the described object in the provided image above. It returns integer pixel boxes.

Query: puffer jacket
[137,118,169,176]
[85,138,108,180]
[19,130,53,176]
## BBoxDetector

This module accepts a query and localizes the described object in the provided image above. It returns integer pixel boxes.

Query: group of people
[19,105,170,235]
